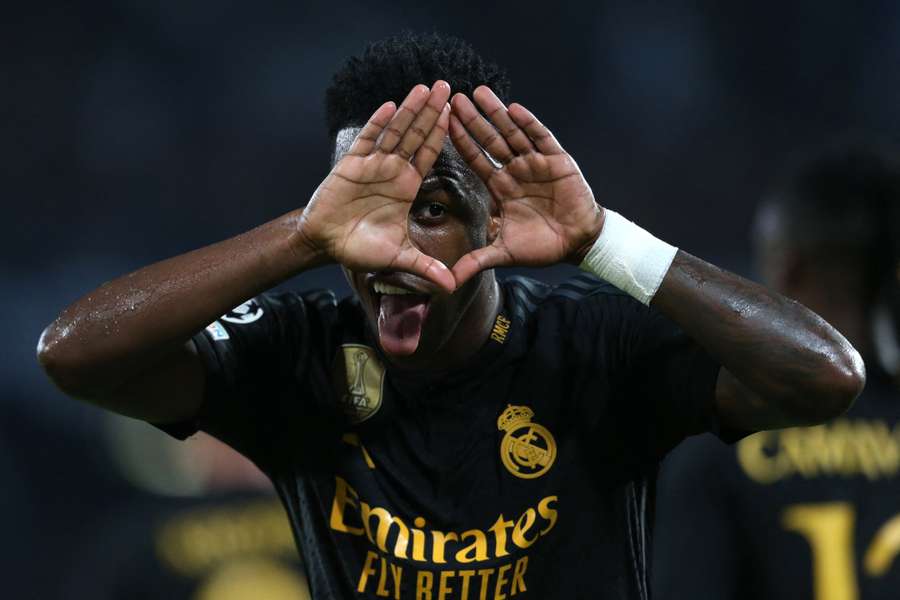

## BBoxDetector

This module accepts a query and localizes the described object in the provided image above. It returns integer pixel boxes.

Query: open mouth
[373,281,431,357]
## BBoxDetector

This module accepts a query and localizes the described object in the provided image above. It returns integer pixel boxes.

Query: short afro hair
[325,32,510,141]
[754,140,900,292]
[756,141,900,254]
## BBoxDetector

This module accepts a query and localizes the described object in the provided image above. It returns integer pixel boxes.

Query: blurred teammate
[38,33,864,599]
[874,191,900,384]
[60,424,310,599]
[653,143,900,599]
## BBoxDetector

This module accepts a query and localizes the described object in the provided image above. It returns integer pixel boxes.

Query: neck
[388,273,501,377]
[441,274,502,368]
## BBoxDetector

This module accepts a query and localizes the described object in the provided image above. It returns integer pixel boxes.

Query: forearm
[653,251,865,425]
[37,208,322,395]
[578,210,864,428]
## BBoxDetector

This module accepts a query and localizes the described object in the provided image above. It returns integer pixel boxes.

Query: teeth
[374,281,415,295]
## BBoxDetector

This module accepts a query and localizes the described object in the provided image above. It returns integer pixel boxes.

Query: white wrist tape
[579,210,678,305]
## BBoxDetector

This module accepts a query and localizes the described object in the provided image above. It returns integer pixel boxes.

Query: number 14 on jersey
[783,502,900,600]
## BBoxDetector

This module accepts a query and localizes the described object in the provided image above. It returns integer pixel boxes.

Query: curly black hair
[754,140,900,294]
[757,141,900,250]
[325,32,510,141]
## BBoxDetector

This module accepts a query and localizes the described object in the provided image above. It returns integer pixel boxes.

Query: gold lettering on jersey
[490,314,511,344]
[737,418,900,484]
[330,476,558,565]
[195,557,310,600]
[342,433,376,469]
[155,500,297,577]
[497,405,556,479]
[864,513,900,576]
[357,550,531,598]
[333,344,385,424]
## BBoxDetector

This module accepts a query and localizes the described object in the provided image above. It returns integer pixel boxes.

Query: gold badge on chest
[497,405,557,479]
[333,344,385,424]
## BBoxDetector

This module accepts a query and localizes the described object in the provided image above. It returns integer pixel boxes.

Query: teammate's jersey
[653,372,900,600]
[160,274,731,600]
[59,492,309,599]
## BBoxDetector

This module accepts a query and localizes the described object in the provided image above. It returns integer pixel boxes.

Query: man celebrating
[38,34,864,599]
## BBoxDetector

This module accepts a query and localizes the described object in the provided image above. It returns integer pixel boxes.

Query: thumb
[391,245,457,293]
[451,245,509,288]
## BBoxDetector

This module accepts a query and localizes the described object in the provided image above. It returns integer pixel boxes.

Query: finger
[472,86,534,155]
[507,103,565,155]
[376,84,430,153]
[392,245,457,293]
[451,245,510,288]
[412,103,450,177]
[396,80,451,160]
[346,101,397,156]
[449,113,496,182]
[450,93,514,163]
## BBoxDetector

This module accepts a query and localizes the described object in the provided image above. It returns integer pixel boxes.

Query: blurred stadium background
[4,1,900,597]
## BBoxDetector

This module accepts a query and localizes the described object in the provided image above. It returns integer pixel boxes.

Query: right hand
[297,81,456,292]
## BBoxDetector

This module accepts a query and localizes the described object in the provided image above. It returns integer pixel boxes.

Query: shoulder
[215,288,354,352]
[285,288,368,343]
[502,272,641,325]
[500,274,655,368]
[504,271,629,303]
[249,288,346,324]
[300,288,340,311]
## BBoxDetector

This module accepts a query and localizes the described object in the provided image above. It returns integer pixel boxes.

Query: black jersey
[653,374,900,600]
[160,274,729,600]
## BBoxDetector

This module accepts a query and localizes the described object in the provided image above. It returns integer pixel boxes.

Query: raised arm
[653,251,863,429]
[37,82,455,424]
[448,86,864,431]
[37,211,320,423]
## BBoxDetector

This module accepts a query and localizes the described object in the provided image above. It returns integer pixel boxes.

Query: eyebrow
[421,171,465,200]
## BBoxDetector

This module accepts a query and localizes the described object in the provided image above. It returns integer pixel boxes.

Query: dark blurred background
[4,1,900,598]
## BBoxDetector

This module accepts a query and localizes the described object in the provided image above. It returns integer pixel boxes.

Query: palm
[480,152,599,266]
[306,154,423,271]
[298,83,455,292]
[448,87,604,285]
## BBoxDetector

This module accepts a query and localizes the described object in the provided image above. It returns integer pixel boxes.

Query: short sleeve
[155,291,327,465]
[575,288,724,462]
[621,300,723,457]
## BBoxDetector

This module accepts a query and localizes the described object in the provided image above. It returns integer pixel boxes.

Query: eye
[414,200,449,223]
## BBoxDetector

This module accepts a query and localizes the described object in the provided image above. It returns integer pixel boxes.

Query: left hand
[448,86,605,286]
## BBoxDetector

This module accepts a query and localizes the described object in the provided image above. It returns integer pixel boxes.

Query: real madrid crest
[497,405,557,479]
[332,344,385,424]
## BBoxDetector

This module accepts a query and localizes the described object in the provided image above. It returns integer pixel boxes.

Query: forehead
[332,126,473,177]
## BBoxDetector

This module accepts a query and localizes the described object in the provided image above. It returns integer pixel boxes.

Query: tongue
[378,295,429,356]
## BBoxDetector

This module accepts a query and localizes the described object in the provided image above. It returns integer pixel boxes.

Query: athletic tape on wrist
[579,209,678,305]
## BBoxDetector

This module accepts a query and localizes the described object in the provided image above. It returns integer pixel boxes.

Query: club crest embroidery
[497,405,557,479]
[333,344,385,424]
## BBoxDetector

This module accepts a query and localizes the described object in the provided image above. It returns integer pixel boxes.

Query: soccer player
[653,144,900,600]
[37,34,864,599]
